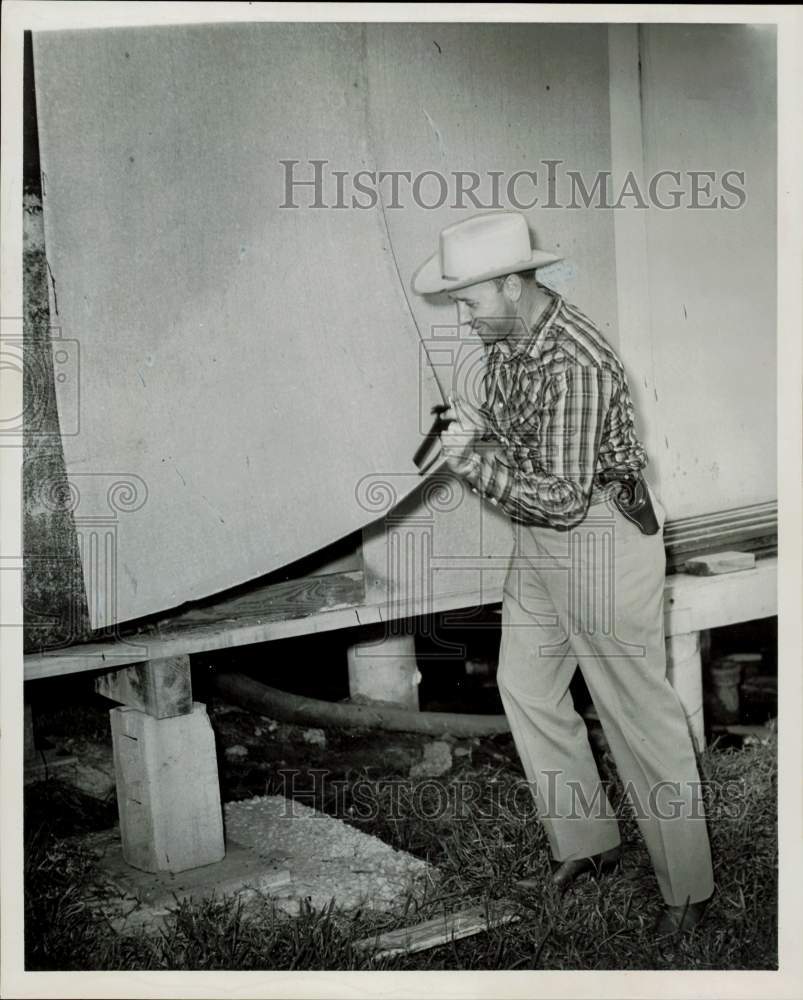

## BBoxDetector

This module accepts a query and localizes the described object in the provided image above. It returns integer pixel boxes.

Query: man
[412,211,714,936]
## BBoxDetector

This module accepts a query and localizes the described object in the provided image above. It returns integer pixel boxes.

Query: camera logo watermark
[17,469,151,656]
[1,319,81,443]
[352,318,650,660]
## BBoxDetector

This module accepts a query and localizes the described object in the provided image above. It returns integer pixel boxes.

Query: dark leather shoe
[654,895,712,937]
[549,845,622,893]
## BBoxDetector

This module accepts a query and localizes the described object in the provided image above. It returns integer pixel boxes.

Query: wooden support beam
[25,557,777,682]
[664,559,776,636]
[664,501,776,570]
[99,660,224,876]
[95,655,192,719]
[25,569,366,680]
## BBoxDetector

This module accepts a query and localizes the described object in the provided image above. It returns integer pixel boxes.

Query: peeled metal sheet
[34,22,442,628]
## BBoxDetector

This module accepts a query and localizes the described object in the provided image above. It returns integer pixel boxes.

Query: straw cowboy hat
[412,211,561,295]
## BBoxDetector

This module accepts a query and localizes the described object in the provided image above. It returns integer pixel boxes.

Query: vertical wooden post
[24,700,36,767]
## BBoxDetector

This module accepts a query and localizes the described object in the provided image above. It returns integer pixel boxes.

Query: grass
[23,723,777,972]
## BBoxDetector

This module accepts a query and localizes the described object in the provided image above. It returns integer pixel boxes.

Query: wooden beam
[24,556,777,681]
[354,899,521,960]
[664,501,776,569]
[95,655,192,719]
[25,570,365,680]
[664,558,777,636]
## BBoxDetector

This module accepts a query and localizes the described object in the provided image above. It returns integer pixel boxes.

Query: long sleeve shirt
[449,287,648,529]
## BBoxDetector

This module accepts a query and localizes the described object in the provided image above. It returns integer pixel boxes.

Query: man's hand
[439,395,486,472]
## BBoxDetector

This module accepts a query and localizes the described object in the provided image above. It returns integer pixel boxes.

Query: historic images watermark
[279,160,747,211]
[276,768,749,824]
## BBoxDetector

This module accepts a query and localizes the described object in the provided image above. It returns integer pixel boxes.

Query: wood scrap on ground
[354,898,522,960]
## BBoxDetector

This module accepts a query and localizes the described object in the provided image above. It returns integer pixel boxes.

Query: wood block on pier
[96,655,192,719]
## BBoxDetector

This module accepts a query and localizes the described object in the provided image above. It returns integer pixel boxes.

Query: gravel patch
[224,794,433,914]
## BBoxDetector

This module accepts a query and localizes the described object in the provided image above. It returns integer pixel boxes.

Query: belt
[510,473,660,535]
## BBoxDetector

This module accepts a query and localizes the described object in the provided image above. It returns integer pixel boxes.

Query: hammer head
[413,404,454,472]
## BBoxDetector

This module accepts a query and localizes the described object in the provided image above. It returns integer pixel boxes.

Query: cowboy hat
[411,211,561,295]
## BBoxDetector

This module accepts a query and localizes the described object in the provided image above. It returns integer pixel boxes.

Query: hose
[210,671,511,738]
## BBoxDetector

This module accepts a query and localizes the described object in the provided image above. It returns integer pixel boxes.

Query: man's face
[448,279,518,345]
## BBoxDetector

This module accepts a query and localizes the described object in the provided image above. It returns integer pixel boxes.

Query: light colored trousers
[498,489,714,906]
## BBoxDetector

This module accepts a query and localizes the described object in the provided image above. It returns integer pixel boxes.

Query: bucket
[708,656,743,725]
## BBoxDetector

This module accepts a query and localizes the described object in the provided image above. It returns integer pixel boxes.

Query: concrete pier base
[347,629,421,710]
[85,830,290,933]
[110,701,225,873]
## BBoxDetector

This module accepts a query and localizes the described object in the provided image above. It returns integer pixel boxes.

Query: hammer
[413,403,454,473]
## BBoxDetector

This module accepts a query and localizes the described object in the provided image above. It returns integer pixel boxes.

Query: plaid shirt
[452,287,648,529]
